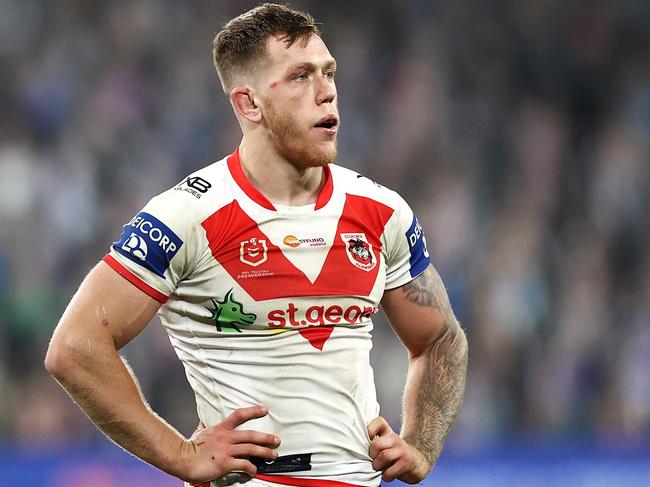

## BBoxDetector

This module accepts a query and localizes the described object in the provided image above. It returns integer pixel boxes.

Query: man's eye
[295,73,308,81]
[325,70,336,80]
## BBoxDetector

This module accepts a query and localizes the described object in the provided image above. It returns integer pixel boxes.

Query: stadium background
[0,0,648,485]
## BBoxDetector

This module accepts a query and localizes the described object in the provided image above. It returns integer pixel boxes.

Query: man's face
[256,34,339,168]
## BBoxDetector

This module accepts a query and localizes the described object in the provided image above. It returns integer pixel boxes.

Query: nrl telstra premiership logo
[206,289,257,333]
[240,237,268,266]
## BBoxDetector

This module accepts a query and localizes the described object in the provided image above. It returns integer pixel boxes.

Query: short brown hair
[213,3,321,92]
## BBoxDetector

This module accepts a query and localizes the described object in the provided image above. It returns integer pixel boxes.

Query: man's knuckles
[229,409,247,423]
[231,443,277,458]
[369,435,388,456]
[367,416,392,438]
[382,462,404,482]
[371,451,387,470]
[372,448,401,471]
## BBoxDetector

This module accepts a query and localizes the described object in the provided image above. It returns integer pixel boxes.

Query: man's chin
[308,147,337,167]
[315,141,338,165]
[285,144,337,168]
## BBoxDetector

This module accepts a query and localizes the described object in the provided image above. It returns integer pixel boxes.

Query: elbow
[45,330,117,380]
[411,320,468,361]
[44,339,66,378]
[457,325,469,355]
[450,325,469,377]
[44,336,79,380]
[450,322,469,361]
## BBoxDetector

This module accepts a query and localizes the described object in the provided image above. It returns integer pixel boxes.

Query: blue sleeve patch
[406,214,431,277]
[112,212,183,278]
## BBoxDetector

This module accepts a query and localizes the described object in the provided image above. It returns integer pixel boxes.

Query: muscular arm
[44,262,192,476]
[379,264,468,480]
[45,261,278,483]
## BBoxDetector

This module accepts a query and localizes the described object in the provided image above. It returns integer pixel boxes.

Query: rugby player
[45,4,468,487]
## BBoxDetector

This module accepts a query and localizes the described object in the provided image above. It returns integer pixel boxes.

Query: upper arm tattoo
[401,264,458,328]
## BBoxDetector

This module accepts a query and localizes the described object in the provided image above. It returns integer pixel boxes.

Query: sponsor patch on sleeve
[406,214,431,277]
[113,212,183,278]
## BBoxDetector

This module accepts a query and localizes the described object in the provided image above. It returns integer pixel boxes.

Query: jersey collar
[227,147,333,212]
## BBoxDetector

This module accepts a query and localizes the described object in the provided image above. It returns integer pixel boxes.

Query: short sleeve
[384,194,431,290]
[103,192,196,303]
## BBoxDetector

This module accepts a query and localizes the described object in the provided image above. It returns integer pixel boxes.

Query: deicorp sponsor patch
[113,212,183,278]
[406,214,431,277]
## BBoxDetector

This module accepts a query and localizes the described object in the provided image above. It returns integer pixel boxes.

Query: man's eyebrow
[325,59,337,70]
[286,59,337,73]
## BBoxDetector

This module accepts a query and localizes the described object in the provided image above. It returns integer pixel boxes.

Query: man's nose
[316,75,336,105]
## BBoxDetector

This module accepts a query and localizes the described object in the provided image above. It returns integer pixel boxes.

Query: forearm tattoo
[401,265,468,467]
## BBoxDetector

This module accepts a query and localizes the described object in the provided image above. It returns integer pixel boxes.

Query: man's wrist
[403,438,435,476]
[172,438,198,482]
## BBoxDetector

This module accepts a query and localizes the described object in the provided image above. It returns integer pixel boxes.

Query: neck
[238,136,326,206]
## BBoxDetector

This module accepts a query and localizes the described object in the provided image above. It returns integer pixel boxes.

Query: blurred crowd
[0,0,648,451]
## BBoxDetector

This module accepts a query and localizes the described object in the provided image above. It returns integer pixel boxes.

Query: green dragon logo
[206,289,256,333]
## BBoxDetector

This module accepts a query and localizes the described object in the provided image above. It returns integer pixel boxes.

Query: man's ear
[231,87,262,123]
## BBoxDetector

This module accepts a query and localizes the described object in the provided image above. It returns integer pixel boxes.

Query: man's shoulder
[331,163,404,209]
[145,156,235,225]
[168,158,231,203]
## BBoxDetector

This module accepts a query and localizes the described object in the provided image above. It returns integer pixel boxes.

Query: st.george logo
[121,233,148,261]
[240,237,268,267]
[340,233,376,271]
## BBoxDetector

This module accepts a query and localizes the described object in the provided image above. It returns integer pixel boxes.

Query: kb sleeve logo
[174,176,212,199]
[113,212,183,278]
[406,214,431,277]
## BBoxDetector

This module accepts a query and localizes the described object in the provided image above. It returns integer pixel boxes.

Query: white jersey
[105,148,430,487]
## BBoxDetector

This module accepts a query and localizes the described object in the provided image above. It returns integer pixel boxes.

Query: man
[45,4,468,487]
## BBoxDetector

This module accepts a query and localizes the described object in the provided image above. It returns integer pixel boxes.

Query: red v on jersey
[201,194,394,301]
[297,326,335,351]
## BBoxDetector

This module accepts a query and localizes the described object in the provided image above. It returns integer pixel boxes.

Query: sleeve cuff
[103,254,169,303]
[384,263,430,291]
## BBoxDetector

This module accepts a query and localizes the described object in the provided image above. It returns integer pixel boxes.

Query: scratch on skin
[96,305,109,326]
[270,81,279,89]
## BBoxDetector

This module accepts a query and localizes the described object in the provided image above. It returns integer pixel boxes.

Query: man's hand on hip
[367,416,430,484]
[181,405,280,484]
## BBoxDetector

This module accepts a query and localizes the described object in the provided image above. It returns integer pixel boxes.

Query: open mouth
[314,115,339,130]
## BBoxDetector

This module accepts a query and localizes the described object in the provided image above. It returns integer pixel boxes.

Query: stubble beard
[265,102,337,169]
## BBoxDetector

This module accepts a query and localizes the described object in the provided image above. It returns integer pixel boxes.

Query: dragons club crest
[340,233,376,271]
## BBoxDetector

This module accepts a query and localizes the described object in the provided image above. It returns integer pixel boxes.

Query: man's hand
[367,416,430,484]
[181,406,281,484]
